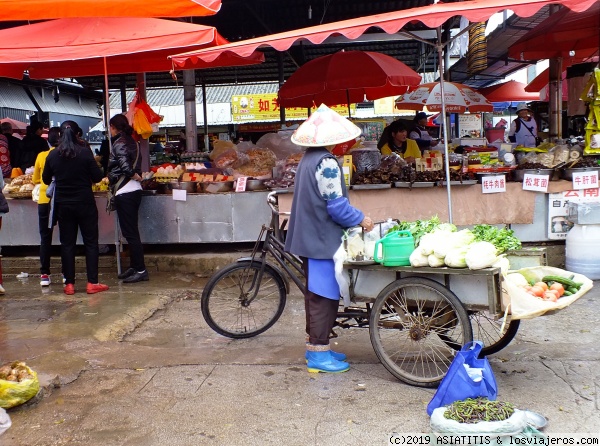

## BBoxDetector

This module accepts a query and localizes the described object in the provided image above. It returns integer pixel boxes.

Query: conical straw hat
[291,104,361,147]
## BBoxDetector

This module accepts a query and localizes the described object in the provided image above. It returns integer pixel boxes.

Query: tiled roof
[28,86,100,118]
[0,81,37,110]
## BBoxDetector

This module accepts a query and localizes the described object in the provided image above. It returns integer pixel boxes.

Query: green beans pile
[443,398,515,424]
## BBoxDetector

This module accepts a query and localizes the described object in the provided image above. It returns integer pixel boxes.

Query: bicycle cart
[201,192,519,387]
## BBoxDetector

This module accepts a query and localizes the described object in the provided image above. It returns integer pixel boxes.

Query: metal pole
[104,57,121,274]
[183,69,198,152]
[278,53,286,125]
[437,27,453,224]
[202,80,210,151]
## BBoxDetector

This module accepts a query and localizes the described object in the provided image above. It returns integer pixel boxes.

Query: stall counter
[0,192,271,246]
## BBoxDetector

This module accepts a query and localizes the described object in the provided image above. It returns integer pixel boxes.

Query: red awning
[0,17,264,79]
[525,68,568,93]
[170,0,598,65]
[479,80,540,102]
[508,2,600,61]
[1,0,221,20]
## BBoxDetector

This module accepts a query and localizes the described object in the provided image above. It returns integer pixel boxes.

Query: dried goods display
[3,174,34,197]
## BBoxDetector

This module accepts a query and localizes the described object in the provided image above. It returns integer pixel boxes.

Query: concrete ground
[0,255,598,446]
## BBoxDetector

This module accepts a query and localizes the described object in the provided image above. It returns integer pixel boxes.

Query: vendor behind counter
[379,120,421,163]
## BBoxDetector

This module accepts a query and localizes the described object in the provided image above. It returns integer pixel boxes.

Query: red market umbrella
[479,80,539,102]
[395,82,493,113]
[0,17,264,80]
[276,51,422,109]
[0,118,28,132]
[1,0,221,20]
[508,2,600,62]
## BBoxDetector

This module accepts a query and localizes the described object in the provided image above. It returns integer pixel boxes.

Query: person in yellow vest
[379,120,421,163]
[32,127,61,287]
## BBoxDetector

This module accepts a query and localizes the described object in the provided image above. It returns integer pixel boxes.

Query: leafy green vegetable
[471,224,521,254]
[387,216,441,246]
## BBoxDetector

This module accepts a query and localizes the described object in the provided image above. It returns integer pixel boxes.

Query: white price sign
[235,176,248,192]
[522,174,550,192]
[172,189,187,201]
[571,170,599,190]
[480,175,506,194]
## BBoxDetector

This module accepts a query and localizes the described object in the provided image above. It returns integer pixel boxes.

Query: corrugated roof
[0,81,36,110]
[27,86,100,118]
[110,82,280,108]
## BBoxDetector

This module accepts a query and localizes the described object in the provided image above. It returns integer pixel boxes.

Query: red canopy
[525,68,569,98]
[170,0,597,64]
[277,51,421,108]
[0,17,264,80]
[479,80,539,102]
[1,0,221,20]
[508,2,600,61]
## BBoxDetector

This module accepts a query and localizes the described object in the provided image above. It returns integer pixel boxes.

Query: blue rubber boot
[305,349,346,362]
[306,350,350,373]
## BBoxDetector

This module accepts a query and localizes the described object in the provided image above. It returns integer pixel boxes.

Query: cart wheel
[201,261,287,339]
[369,277,472,387]
[470,312,520,356]
[439,311,520,356]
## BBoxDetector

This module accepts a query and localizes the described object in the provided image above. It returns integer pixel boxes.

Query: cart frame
[200,192,518,387]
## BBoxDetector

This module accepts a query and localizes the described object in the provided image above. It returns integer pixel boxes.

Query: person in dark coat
[42,120,108,296]
[1,122,22,170]
[107,114,147,284]
[20,122,49,171]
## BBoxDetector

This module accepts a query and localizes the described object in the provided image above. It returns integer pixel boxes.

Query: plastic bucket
[566,224,600,280]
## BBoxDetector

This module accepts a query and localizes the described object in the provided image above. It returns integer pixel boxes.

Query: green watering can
[373,230,414,267]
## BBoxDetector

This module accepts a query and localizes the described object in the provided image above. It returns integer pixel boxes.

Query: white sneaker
[0,284,5,294]
[40,274,51,287]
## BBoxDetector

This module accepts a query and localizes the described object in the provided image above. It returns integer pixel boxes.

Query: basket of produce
[6,191,33,199]
[430,398,535,439]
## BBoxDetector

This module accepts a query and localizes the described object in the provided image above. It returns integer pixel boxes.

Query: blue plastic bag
[427,341,497,416]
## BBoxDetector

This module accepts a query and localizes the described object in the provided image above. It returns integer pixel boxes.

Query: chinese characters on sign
[231,94,354,122]
[571,170,599,190]
[480,175,506,194]
[522,174,550,192]
[547,188,600,239]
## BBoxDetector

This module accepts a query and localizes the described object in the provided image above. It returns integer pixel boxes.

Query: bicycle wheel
[369,277,472,387]
[469,311,520,356]
[201,261,287,339]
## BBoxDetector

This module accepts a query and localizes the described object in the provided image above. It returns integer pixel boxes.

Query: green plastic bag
[0,362,40,409]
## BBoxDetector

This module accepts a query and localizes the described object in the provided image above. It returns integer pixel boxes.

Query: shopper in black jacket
[42,120,108,296]
[107,114,148,284]
[20,122,49,171]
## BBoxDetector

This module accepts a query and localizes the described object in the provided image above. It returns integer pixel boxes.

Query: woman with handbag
[32,127,60,287]
[42,121,108,296]
[107,114,148,284]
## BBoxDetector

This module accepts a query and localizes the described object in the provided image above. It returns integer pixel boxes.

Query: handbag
[45,178,56,199]
[106,176,125,214]
[427,341,498,416]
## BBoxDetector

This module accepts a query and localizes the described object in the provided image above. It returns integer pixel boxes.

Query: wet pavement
[0,267,599,445]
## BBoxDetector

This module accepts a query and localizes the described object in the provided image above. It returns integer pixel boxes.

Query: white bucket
[566,224,600,280]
